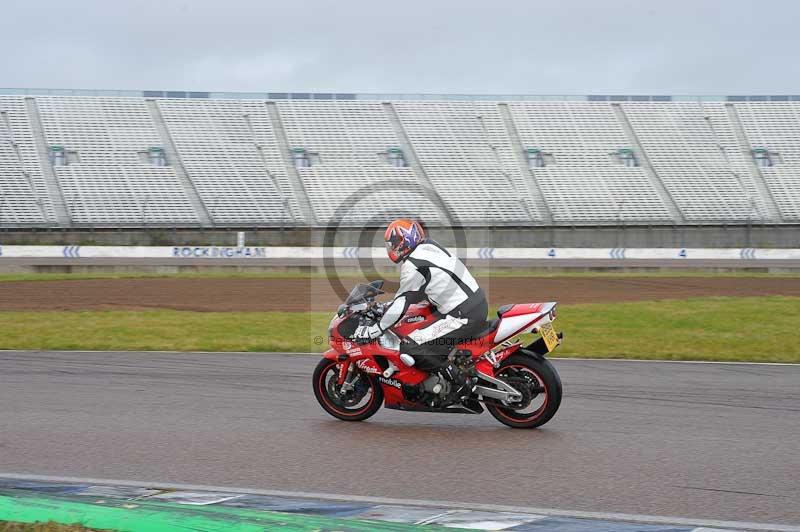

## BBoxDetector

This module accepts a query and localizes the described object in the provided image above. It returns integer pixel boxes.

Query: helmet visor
[385,238,403,262]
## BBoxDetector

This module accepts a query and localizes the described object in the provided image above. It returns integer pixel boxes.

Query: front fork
[336,360,361,391]
[337,359,351,385]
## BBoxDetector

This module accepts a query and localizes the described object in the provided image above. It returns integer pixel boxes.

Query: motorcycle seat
[471,318,500,339]
[496,304,514,317]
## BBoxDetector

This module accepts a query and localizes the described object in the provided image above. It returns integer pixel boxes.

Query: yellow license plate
[540,322,559,352]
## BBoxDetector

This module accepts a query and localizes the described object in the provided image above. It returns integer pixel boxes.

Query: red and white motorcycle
[313,281,563,428]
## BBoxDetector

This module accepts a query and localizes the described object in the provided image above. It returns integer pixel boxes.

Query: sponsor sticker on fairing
[356,359,380,374]
[342,340,361,355]
[378,376,402,388]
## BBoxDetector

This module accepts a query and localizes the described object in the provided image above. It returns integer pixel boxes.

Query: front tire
[313,359,383,421]
[485,353,562,429]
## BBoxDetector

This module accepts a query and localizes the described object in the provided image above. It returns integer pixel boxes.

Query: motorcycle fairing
[326,297,559,410]
[322,346,429,407]
[493,302,556,343]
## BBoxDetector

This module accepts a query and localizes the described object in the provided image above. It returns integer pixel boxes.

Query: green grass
[0,297,797,362]
[556,296,800,362]
[0,310,329,353]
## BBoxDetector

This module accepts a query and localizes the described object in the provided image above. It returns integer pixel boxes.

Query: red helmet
[384,219,425,263]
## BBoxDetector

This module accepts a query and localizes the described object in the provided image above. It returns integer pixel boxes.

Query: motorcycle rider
[351,219,489,397]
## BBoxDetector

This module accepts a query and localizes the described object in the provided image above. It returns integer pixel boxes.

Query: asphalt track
[1,351,798,526]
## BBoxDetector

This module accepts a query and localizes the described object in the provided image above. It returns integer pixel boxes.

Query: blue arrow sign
[740,248,756,259]
[62,245,80,258]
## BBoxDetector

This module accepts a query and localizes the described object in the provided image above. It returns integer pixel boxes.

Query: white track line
[0,473,796,532]
[0,349,796,366]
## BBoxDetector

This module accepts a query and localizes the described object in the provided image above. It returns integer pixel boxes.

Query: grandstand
[0,90,798,230]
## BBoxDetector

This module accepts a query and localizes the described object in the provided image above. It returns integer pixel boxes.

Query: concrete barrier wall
[1,245,799,260]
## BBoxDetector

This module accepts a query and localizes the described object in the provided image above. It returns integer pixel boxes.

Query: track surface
[1,276,799,311]
[1,351,797,525]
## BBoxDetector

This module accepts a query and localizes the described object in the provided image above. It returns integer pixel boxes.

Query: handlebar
[338,299,385,321]
[364,302,384,322]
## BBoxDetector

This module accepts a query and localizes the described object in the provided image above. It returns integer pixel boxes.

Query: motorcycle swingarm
[474,372,523,403]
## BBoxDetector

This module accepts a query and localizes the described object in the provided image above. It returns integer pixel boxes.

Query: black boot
[438,361,473,400]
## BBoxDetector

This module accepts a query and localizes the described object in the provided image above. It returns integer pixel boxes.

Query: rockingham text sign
[172,246,268,258]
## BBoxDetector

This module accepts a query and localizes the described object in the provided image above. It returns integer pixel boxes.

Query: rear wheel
[313,359,383,421]
[485,353,562,429]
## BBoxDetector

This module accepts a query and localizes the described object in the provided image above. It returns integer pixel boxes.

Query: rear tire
[313,359,383,421]
[485,352,562,429]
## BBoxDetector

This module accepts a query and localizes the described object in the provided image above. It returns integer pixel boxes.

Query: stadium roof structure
[2,88,800,103]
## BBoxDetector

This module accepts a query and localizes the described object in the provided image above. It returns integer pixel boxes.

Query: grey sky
[2,0,798,95]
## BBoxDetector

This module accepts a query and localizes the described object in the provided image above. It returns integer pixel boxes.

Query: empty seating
[0,94,797,228]
[278,101,398,167]
[735,102,800,220]
[277,100,442,224]
[0,96,55,224]
[509,102,671,222]
[393,101,542,224]
[157,99,304,225]
[622,102,766,222]
[36,96,198,225]
[56,165,198,225]
[300,166,443,225]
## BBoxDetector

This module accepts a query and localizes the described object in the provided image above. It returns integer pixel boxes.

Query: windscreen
[343,281,384,304]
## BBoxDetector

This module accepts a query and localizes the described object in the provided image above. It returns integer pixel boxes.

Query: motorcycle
[313,281,563,428]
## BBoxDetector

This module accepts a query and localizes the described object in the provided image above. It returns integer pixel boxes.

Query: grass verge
[0,297,797,362]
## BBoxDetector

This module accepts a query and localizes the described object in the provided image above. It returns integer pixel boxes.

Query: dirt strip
[0,277,798,312]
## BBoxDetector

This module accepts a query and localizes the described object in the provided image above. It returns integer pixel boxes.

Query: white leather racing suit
[355,240,488,369]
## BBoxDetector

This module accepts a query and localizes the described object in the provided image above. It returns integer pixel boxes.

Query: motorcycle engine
[421,373,451,397]
[451,349,473,369]
[411,350,477,408]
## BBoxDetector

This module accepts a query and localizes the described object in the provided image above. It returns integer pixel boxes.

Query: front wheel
[485,352,562,429]
[313,359,383,421]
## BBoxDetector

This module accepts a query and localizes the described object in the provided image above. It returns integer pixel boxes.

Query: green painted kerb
[0,491,461,532]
